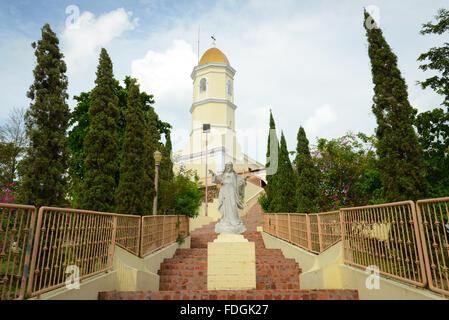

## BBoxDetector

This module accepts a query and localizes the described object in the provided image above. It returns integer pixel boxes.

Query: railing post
[137,216,141,256]
[108,216,117,269]
[317,214,323,253]
[306,214,312,251]
[413,201,429,287]
[275,214,279,238]
[288,214,291,243]
[140,216,144,257]
[19,206,37,300]
[162,215,166,246]
[27,206,44,297]
[339,209,346,262]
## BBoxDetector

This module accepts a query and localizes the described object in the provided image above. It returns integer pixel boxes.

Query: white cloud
[131,39,197,102]
[61,8,138,76]
[130,40,198,152]
[304,104,337,139]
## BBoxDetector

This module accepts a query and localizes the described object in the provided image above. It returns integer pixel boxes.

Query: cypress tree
[294,126,319,213]
[20,24,71,207]
[270,132,296,213]
[364,10,428,201]
[158,131,175,215]
[160,131,174,183]
[142,106,160,214]
[82,48,120,212]
[115,79,147,214]
[265,110,279,210]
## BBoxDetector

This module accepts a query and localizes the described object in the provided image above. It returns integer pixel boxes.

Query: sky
[0,0,446,163]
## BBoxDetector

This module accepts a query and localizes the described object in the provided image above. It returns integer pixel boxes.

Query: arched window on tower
[226,79,233,96]
[199,78,207,93]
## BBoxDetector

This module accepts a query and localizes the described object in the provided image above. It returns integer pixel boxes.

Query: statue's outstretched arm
[209,169,222,184]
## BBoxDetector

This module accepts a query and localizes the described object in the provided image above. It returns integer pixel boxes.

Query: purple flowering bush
[312,133,383,211]
[0,182,17,204]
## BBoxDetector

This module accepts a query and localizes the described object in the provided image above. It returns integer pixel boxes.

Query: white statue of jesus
[209,162,249,234]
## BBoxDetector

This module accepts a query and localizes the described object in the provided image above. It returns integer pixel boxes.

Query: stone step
[159,261,299,268]
[158,267,300,277]
[163,255,295,262]
[170,250,286,258]
[173,247,283,254]
[98,289,359,300]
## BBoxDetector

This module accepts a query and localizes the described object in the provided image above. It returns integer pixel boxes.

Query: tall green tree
[294,126,319,213]
[364,10,428,202]
[115,79,147,214]
[269,132,296,213]
[262,110,279,212]
[67,77,162,208]
[81,48,120,212]
[67,91,91,208]
[19,24,71,207]
[160,130,174,183]
[143,104,161,215]
[67,74,172,213]
[414,8,449,197]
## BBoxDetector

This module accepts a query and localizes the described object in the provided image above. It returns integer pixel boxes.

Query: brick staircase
[98,204,358,300]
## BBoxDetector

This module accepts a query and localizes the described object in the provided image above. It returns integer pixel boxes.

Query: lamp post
[153,150,162,215]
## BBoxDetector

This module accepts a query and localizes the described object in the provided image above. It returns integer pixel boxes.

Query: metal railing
[290,214,309,250]
[0,200,191,300]
[0,204,36,300]
[262,199,449,295]
[263,211,340,254]
[316,211,341,251]
[140,215,189,257]
[416,197,449,296]
[340,201,427,287]
[116,215,141,256]
[27,207,117,297]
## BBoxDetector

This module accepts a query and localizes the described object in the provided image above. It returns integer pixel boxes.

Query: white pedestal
[207,234,256,290]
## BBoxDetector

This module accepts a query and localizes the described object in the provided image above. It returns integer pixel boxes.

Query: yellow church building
[172,45,266,183]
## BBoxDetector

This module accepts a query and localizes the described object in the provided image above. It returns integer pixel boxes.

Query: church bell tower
[189,45,237,157]
[173,42,265,178]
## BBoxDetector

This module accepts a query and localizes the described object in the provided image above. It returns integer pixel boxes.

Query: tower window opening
[200,78,207,93]
[226,79,233,96]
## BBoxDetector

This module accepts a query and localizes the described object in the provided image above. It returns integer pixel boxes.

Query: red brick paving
[98,289,359,300]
